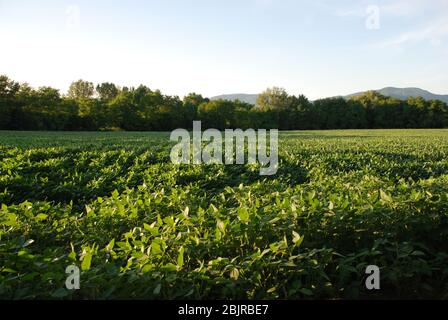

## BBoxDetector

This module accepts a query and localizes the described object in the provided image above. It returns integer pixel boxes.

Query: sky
[0,0,447,100]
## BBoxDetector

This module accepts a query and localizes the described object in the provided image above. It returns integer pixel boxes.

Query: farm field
[1,129,448,299]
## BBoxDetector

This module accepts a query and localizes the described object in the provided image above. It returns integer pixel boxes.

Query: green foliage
[1,75,447,131]
[68,80,95,100]
[96,83,119,102]
[0,130,448,299]
[256,87,290,111]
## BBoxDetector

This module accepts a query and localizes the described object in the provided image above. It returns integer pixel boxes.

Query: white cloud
[375,19,448,48]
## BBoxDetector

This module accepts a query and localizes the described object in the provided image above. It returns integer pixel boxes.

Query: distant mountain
[210,94,258,105]
[345,87,448,104]
[211,87,448,105]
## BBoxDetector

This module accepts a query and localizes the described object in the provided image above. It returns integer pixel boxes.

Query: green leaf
[162,263,177,272]
[163,216,175,227]
[216,220,226,233]
[237,207,250,223]
[292,231,305,247]
[267,286,276,293]
[81,252,92,271]
[215,228,222,240]
[144,223,159,236]
[379,189,393,202]
[111,189,119,199]
[230,268,239,280]
[35,213,48,221]
[2,213,17,227]
[85,205,93,215]
[182,206,189,218]
[106,239,115,251]
[177,246,185,268]
[68,251,76,262]
[151,241,162,255]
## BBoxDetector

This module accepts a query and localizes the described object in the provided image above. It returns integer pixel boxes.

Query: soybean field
[1,130,448,299]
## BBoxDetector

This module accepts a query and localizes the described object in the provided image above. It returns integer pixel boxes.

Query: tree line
[1,75,447,131]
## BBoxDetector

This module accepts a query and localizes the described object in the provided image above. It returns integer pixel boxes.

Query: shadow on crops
[0,147,159,206]
[176,156,310,193]
[323,150,448,181]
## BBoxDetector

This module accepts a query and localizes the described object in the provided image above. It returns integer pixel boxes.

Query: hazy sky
[1,0,447,99]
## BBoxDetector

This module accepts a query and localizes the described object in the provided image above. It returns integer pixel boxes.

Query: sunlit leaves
[292,231,304,247]
[0,130,447,299]
[177,246,185,268]
[237,207,250,223]
[81,252,92,271]
[379,189,393,202]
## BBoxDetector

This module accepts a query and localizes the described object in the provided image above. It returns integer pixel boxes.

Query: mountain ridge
[210,93,258,105]
[344,87,448,103]
[211,87,448,104]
